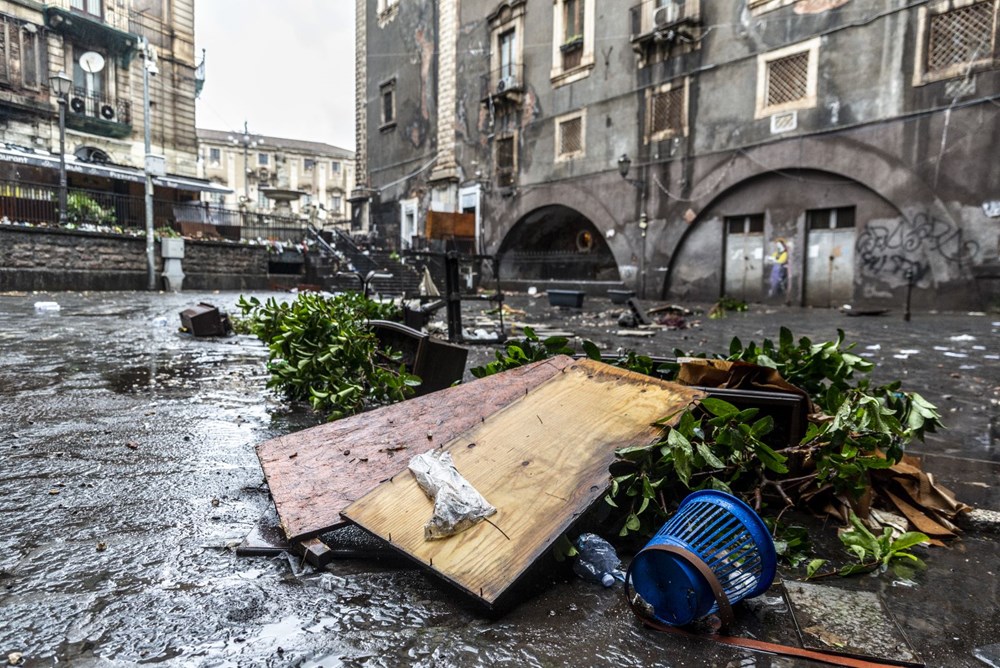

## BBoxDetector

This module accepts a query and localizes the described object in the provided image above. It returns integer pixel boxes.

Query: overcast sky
[194,1,356,150]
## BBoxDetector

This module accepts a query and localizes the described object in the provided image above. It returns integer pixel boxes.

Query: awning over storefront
[0,146,232,194]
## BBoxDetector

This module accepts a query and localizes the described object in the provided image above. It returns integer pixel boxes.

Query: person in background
[768,238,789,298]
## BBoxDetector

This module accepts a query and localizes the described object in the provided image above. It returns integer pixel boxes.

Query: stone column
[429,0,459,187]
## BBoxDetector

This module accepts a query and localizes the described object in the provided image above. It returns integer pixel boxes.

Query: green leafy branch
[806,512,929,579]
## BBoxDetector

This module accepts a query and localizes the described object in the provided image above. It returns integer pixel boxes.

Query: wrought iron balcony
[480,62,525,103]
[629,0,696,45]
[65,87,132,138]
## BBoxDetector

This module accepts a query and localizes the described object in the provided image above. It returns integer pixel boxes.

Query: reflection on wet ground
[0,291,997,666]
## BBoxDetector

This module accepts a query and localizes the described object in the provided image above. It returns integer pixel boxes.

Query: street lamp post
[141,38,159,290]
[228,122,259,202]
[49,71,73,225]
[617,153,648,297]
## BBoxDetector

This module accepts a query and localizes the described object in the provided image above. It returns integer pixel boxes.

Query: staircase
[306,225,422,297]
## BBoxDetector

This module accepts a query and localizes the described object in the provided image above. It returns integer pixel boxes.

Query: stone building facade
[197,128,356,224]
[0,0,201,177]
[355,0,1000,309]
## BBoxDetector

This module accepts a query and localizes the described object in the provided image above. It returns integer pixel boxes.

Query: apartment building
[355,0,1000,309]
[198,128,355,224]
[0,0,214,204]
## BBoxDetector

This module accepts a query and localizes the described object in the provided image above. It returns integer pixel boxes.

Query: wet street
[1,290,998,667]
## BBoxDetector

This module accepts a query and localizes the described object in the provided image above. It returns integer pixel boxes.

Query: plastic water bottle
[572,533,625,587]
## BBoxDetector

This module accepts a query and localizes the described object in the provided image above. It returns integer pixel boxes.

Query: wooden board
[425,211,475,239]
[256,356,576,541]
[341,359,704,607]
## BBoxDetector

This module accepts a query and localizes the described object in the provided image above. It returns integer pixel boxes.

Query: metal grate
[559,116,583,156]
[766,51,810,107]
[928,1,995,73]
[650,85,685,136]
[496,136,515,187]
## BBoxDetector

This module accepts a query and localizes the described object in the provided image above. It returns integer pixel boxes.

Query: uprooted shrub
[237,293,419,420]
[471,326,947,573]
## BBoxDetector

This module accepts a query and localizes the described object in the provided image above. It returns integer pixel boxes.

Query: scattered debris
[341,359,702,607]
[547,290,585,308]
[409,451,496,540]
[257,357,576,541]
[784,580,920,664]
[33,301,60,313]
[608,289,635,305]
[572,533,624,587]
[179,303,232,337]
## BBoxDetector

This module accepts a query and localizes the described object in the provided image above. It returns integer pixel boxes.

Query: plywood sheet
[341,359,704,607]
[256,356,575,541]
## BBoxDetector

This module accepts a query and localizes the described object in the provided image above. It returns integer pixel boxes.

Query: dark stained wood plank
[256,356,576,541]
[341,360,705,608]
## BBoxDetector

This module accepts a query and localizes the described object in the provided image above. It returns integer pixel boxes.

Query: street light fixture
[49,71,73,225]
[228,122,260,202]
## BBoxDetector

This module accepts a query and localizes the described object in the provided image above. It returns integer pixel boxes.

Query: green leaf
[582,340,602,360]
[889,532,930,553]
[806,559,826,579]
[695,442,725,469]
[699,397,739,418]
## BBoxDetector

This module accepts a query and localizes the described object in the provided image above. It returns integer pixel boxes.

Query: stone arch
[498,204,620,281]
[657,137,968,305]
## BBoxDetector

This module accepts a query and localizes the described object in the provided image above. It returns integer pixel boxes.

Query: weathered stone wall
[0,227,273,292]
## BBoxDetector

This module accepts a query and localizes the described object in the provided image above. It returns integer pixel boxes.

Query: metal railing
[0,179,313,245]
[629,0,693,40]
[68,87,132,125]
[480,61,525,101]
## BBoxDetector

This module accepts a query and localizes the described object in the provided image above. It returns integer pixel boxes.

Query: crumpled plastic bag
[409,451,496,540]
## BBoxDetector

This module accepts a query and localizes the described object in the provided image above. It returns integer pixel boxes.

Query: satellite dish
[78,51,106,74]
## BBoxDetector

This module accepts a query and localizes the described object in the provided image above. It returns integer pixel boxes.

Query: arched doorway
[663,169,901,306]
[498,205,620,282]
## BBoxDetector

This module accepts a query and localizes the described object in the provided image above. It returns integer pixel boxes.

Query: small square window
[331,195,342,211]
[258,153,269,166]
[918,0,997,83]
[331,161,341,173]
[304,158,316,171]
[208,147,221,165]
[755,37,820,119]
[555,111,586,161]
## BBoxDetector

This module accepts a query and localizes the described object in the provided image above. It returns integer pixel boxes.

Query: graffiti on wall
[856,213,979,283]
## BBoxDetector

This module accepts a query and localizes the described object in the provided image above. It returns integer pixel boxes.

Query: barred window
[496,135,516,187]
[648,82,686,140]
[927,1,995,74]
[755,37,820,118]
[767,51,809,107]
[556,113,585,160]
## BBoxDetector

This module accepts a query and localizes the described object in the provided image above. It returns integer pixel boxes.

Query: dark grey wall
[361,0,1000,310]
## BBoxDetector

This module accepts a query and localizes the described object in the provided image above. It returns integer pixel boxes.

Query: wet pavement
[0,290,998,667]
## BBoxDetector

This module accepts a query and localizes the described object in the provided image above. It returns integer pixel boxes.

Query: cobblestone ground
[0,290,997,667]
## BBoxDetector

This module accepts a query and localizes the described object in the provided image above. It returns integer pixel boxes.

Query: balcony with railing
[480,61,525,103]
[629,0,696,46]
[0,179,318,247]
[65,87,132,138]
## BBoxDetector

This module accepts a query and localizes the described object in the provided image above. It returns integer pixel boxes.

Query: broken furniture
[256,357,704,607]
[403,250,507,344]
[179,302,231,337]
[368,319,468,396]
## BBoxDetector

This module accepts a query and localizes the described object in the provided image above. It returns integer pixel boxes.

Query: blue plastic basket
[626,490,777,627]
